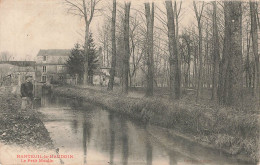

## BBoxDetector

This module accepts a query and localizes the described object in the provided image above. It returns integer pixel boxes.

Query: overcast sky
[0,0,195,61]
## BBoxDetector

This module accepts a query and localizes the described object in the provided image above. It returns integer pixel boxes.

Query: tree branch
[64,0,85,15]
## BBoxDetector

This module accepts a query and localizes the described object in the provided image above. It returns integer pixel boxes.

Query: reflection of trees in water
[71,119,78,134]
[109,112,115,165]
[119,118,129,165]
[40,93,52,107]
[51,95,57,104]
[89,110,110,152]
[145,135,152,165]
[140,124,153,165]
[168,150,178,165]
[83,111,92,165]
[40,94,67,108]
[110,114,155,165]
[40,87,52,106]
[54,97,83,109]
[70,98,83,109]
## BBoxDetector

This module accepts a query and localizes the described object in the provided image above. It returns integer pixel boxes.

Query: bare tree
[145,3,155,97]
[122,2,131,94]
[64,0,101,85]
[193,1,205,102]
[219,1,243,106]
[129,15,144,87]
[181,33,192,88]
[250,1,260,107]
[174,1,182,91]
[245,22,251,88]
[108,0,117,91]
[98,21,111,67]
[211,1,220,101]
[166,1,180,99]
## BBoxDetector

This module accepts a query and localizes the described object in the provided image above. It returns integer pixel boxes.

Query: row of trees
[0,52,12,61]
[65,0,260,107]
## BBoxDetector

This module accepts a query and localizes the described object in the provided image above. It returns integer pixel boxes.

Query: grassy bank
[53,86,259,163]
[0,86,53,148]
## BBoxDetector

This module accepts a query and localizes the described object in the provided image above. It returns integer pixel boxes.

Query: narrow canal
[37,94,253,165]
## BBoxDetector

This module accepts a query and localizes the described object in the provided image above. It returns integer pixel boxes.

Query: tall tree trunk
[194,45,198,88]
[83,24,90,85]
[196,26,203,102]
[174,1,181,95]
[108,0,117,91]
[183,36,191,88]
[205,20,209,89]
[228,1,243,105]
[82,0,90,85]
[187,44,191,88]
[219,2,243,106]
[166,1,180,99]
[122,2,131,94]
[107,42,110,67]
[250,1,260,107]
[193,2,204,102]
[130,38,135,87]
[218,3,230,104]
[245,25,251,88]
[145,3,154,97]
[211,1,220,100]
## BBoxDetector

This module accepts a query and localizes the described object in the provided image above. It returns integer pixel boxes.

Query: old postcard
[0,0,259,165]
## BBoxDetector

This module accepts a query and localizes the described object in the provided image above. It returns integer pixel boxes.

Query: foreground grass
[53,85,259,163]
[0,86,53,148]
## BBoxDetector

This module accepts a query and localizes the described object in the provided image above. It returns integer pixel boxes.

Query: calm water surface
[37,94,254,165]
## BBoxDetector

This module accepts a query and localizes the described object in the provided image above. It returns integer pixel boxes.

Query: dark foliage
[66,43,84,79]
[87,33,99,77]
[66,33,99,83]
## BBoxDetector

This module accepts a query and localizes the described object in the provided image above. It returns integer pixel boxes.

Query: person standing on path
[20,75,33,111]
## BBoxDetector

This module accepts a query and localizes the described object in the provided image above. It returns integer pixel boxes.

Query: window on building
[42,76,46,82]
[43,66,47,72]
[43,56,47,61]
[58,57,62,64]
[57,65,63,73]
[59,76,64,81]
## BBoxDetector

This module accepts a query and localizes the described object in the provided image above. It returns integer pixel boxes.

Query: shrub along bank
[0,87,53,148]
[53,86,259,163]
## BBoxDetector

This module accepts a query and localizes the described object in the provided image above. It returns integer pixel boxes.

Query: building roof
[37,49,71,56]
[0,61,35,67]
[100,67,111,69]
[93,69,106,75]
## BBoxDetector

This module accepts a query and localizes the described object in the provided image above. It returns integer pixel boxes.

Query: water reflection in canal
[37,94,254,165]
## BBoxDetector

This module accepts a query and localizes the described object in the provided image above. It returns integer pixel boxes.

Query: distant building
[35,48,120,86]
[0,61,36,86]
[93,67,110,86]
[36,49,71,84]
[92,67,120,86]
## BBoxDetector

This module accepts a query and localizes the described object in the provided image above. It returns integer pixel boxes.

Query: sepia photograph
[0,0,259,164]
